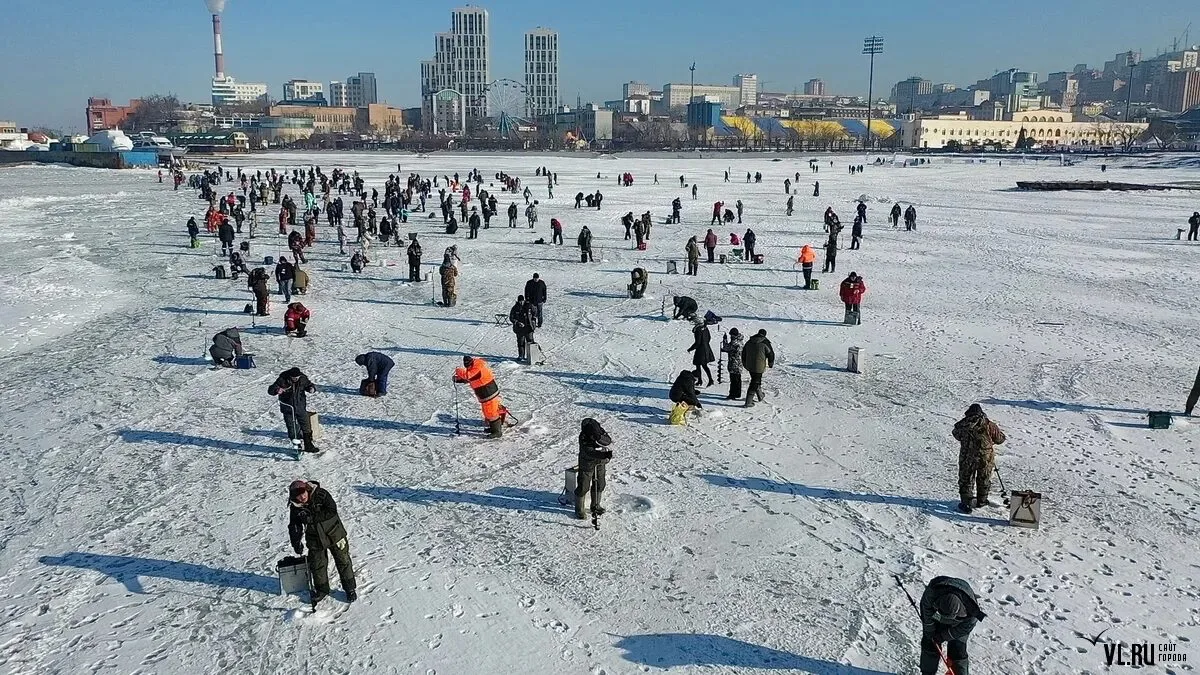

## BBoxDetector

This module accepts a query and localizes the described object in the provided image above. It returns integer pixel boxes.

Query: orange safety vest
[798,246,816,264]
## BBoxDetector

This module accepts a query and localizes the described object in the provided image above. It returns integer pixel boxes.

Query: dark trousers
[706,247,715,263]
[255,291,269,316]
[686,259,698,275]
[280,405,311,440]
[745,372,764,403]
[575,455,609,517]
[1190,225,1199,241]
[920,635,968,675]
[824,256,836,273]
[533,303,544,327]
[516,333,530,361]
[728,372,742,399]
[1185,366,1200,414]
[308,538,356,597]
[552,231,563,245]
[625,225,632,240]
[851,236,861,250]
[745,243,755,260]
[581,248,593,262]
[375,366,391,395]
[509,217,517,227]
[693,363,713,386]
[408,261,421,281]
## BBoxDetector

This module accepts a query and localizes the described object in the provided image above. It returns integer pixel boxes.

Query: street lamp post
[863,35,884,153]
[689,62,696,147]
[1124,50,1139,123]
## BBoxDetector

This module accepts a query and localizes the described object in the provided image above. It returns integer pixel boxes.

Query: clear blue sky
[1,0,1195,132]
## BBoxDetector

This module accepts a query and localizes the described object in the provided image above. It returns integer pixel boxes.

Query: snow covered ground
[0,152,1198,674]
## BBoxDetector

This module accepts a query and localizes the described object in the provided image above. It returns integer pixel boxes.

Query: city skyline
[0,0,1196,131]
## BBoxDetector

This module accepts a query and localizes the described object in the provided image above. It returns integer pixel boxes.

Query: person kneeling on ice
[284,302,310,337]
[209,327,244,368]
[672,295,698,321]
[575,418,613,520]
[629,268,647,299]
[952,404,1006,513]
[919,576,985,675]
[355,351,394,396]
[287,480,357,607]
[454,356,509,438]
[350,250,369,274]
[268,367,320,453]
[668,370,703,420]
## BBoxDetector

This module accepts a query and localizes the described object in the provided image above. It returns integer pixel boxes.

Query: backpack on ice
[213,264,227,279]
[704,310,722,326]
[359,379,378,397]
[236,354,256,369]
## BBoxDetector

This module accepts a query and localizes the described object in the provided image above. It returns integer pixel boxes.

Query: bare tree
[124,94,184,133]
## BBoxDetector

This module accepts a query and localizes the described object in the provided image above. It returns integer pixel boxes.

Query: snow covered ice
[0,152,1198,674]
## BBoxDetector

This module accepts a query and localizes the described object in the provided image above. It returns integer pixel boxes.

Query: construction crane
[1172,22,1192,52]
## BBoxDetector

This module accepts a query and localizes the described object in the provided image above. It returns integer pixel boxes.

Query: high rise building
[623,82,651,99]
[283,79,324,102]
[211,77,268,107]
[524,28,560,117]
[890,77,933,109]
[329,81,348,107]
[422,6,492,132]
[346,72,378,107]
[734,74,758,107]
[803,79,826,96]
[1158,69,1200,113]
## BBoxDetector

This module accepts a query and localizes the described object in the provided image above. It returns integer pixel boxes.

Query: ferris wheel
[477,79,536,138]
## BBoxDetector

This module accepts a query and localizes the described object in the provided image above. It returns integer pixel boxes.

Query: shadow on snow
[38,552,278,595]
[356,485,570,516]
[700,475,1008,526]
[612,633,892,673]
[118,429,293,459]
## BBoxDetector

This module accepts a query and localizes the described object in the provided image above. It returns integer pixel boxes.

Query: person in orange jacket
[453,356,509,438]
[205,206,223,233]
[284,302,310,337]
[797,245,816,289]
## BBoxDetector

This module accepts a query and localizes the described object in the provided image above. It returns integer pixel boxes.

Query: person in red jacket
[839,272,867,324]
[285,302,311,337]
[703,228,718,263]
[710,201,724,225]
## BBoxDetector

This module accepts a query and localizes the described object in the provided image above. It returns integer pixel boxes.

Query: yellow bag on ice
[669,402,690,426]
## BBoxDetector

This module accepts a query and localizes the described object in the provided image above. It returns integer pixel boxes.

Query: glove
[293,542,303,555]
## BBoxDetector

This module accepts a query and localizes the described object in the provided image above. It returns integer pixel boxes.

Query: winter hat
[288,480,310,499]
[757,329,767,337]
[462,355,474,367]
[533,273,539,279]
[729,328,740,337]
[355,354,366,366]
[966,403,984,417]
[934,594,966,622]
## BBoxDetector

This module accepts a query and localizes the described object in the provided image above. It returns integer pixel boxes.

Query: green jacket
[288,482,348,552]
[741,334,775,374]
[952,411,1006,455]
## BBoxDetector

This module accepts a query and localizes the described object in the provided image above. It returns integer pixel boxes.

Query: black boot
[303,433,321,454]
[957,501,974,514]
[345,588,358,603]
[487,418,503,438]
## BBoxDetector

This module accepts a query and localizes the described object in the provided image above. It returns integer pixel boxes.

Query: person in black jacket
[406,236,422,281]
[575,418,613,520]
[669,370,703,410]
[688,320,715,387]
[268,367,320,452]
[209,327,243,367]
[672,295,698,321]
[509,295,537,363]
[217,216,236,257]
[186,216,200,248]
[287,480,356,606]
[354,351,394,396]
[523,273,547,328]
[919,576,985,675]
[274,257,294,302]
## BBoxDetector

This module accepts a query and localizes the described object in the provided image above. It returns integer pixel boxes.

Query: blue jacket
[356,352,394,378]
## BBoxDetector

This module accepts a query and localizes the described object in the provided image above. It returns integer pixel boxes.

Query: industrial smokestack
[205,0,227,80]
